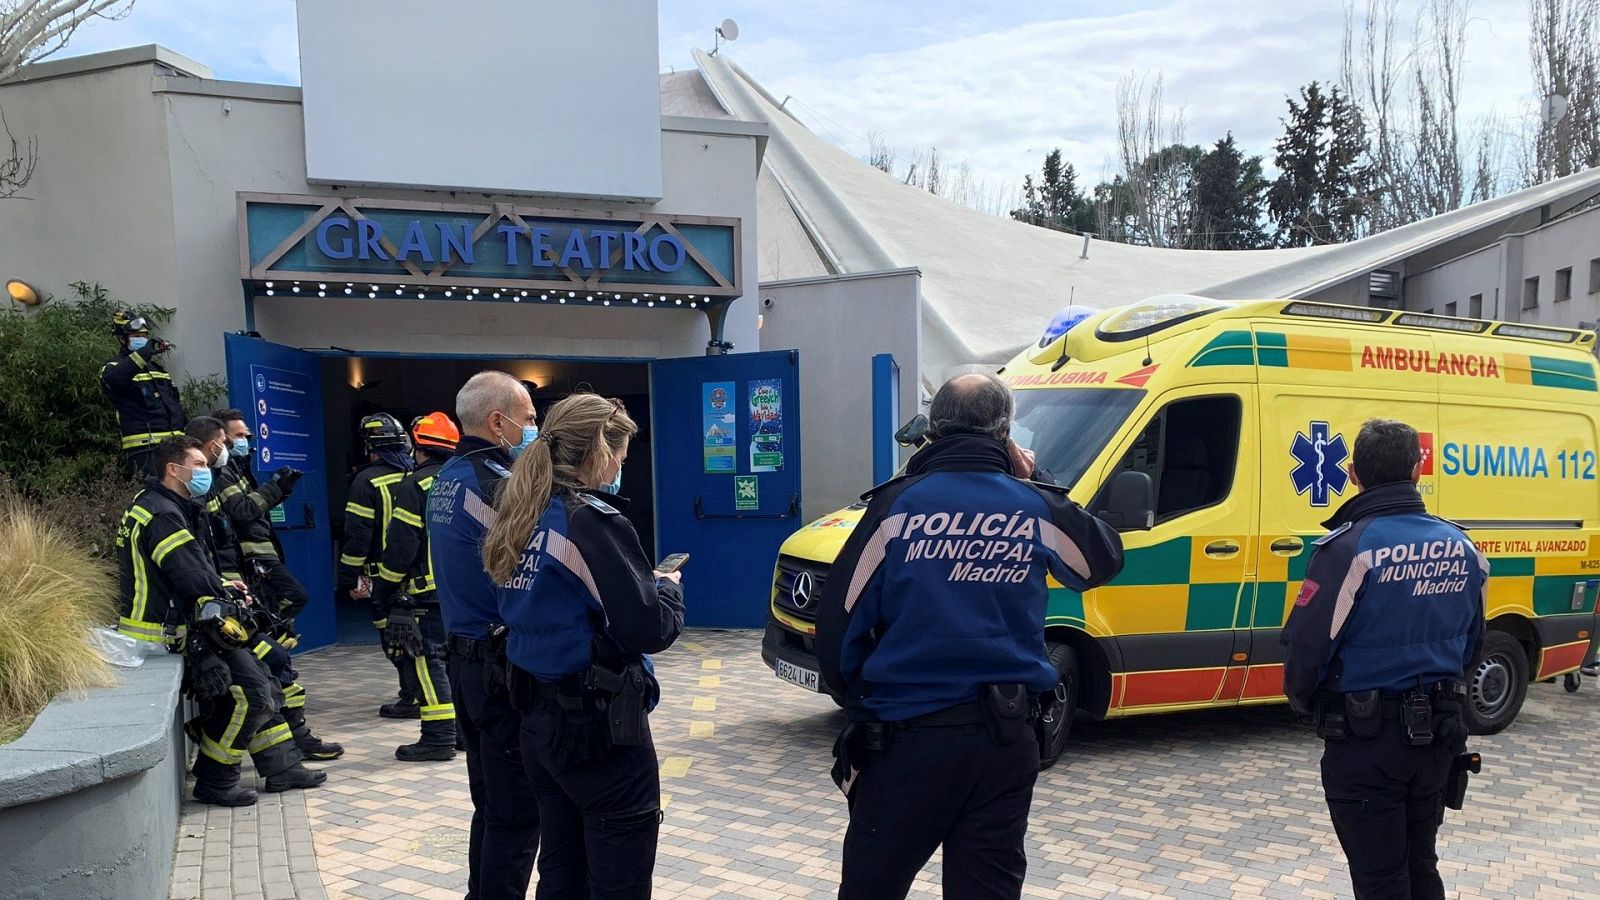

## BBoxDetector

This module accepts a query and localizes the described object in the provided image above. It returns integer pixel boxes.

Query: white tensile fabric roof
[676,53,1600,383]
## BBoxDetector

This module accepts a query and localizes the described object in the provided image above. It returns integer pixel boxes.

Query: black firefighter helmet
[360,413,411,454]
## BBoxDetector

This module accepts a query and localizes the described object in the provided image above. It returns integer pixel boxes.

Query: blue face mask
[229,437,250,459]
[509,424,539,460]
[603,470,622,495]
[128,336,150,352]
[183,464,212,499]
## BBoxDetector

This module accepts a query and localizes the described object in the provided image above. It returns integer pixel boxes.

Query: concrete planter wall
[0,654,185,900]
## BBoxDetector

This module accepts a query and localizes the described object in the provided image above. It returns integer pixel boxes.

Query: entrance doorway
[320,355,654,644]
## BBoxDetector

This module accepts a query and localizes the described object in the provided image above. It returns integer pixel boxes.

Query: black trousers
[397,610,455,745]
[449,650,539,900]
[191,648,301,788]
[250,556,309,618]
[123,447,156,479]
[374,602,417,705]
[839,724,1038,900]
[1321,718,1454,900]
[252,635,312,745]
[519,698,661,900]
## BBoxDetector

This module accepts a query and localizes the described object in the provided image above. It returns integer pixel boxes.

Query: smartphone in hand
[656,552,690,574]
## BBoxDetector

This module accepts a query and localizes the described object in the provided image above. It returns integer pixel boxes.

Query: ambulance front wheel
[1038,642,1079,771]
[1465,630,1529,735]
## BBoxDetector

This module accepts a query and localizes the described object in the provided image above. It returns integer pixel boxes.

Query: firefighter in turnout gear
[100,309,186,477]
[430,371,541,900]
[373,412,461,762]
[209,409,344,761]
[1283,419,1486,900]
[484,393,683,900]
[815,374,1125,900]
[338,412,418,718]
[116,436,326,806]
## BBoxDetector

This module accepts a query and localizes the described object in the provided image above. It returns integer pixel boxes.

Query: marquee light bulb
[344,287,352,295]
[368,292,376,299]
[416,292,424,299]
[318,283,327,290]
[265,289,274,296]
[603,300,611,306]
[559,298,566,304]
[568,291,576,298]
[493,292,501,299]
[614,293,621,300]
[265,281,274,288]
[445,290,453,297]
[318,291,326,298]
[291,285,300,293]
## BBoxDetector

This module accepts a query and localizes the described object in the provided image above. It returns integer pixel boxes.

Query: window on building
[1098,395,1241,523]
[1445,301,1457,317]
[1524,276,1540,311]
[1591,258,1600,295]
[1469,294,1483,318]
[1557,267,1573,302]
[1369,270,1400,308]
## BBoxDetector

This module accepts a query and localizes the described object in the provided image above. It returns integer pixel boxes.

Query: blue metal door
[650,351,801,628]
[224,333,335,651]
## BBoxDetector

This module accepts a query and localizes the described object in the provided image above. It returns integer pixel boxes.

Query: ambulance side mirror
[894,414,930,447]
[1102,470,1155,531]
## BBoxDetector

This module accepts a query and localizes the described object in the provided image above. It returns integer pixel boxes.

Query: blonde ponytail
[482,394,639,584]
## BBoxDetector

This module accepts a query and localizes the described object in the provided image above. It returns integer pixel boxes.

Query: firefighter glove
[190,652,231,700]
[383,608,425,659]
[273,467,304,494]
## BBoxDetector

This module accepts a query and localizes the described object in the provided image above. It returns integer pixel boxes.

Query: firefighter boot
[194,781,259,807]
[285,707,345,761]
[264,763,328,793]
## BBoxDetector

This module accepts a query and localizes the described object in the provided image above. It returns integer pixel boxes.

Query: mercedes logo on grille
[790,570,815,609]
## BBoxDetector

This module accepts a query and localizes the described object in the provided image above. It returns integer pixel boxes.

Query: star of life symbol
[1290,421,1350,507]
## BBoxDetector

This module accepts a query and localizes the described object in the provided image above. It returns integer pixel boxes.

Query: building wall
[0,57,762,384]
[160,81,761,377]
[1405,205,1600,327]
[0,64,183,344]
[759,269,921,520]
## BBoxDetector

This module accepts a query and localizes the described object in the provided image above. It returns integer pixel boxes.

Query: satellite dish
[718,18,739,41]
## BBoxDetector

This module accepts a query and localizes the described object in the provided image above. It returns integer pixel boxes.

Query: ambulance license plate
[775,659,821,692]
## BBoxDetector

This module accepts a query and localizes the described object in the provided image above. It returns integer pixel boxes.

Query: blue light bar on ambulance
[1393,313,1490,334]
[1493,323,1580,343]
[1281,301,1389,323]
[1036,304,1099,348]
[1096,295,1232,342]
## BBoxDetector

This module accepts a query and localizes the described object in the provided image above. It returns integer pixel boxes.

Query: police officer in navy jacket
[816,373,1123,900]
[428,371,541,900]
[483,393,683,900]
[1283,418,1486,900]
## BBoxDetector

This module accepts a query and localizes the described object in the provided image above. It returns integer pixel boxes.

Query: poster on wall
[251,365,317,472]
[748,378,784,472]
[702,381,736,474]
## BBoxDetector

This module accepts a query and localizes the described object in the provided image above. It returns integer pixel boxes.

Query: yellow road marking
[699,675,721,688]
[661,756,692,778]
[692,697,716,711]
[689,720,715,738]
[660,793,671,810]
[700,658,722,670]
[682,641,708,653]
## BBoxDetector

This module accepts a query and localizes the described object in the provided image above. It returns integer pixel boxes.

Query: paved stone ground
[179,630,1600,899]
[169,766,326,900]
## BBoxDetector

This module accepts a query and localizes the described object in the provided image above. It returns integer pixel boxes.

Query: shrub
[0,491,117,742]
[0,281,224,499]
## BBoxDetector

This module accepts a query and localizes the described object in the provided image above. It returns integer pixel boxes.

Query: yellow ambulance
[763,296,1600,765]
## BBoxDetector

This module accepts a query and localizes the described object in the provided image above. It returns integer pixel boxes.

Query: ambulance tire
[1465,630,1528,735]
[1038,642,1078,771]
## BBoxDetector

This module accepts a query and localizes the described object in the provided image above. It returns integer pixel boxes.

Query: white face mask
[213,444,228,467]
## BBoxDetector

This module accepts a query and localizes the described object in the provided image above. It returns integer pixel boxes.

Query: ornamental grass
[0,492,118,743]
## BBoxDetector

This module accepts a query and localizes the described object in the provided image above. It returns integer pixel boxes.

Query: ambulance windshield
[1011,388,1144,489]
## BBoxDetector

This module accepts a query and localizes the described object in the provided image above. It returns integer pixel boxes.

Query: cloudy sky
[57,0,1540,199]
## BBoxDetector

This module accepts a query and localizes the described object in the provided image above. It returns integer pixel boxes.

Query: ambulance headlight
[1037,304,1098,348]
[1097,295,1232,341]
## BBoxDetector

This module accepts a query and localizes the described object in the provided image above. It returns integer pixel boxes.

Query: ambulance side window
[1103,396,1241,523]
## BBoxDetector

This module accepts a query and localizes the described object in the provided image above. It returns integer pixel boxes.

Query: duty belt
[889,701,986,729]
[444,633,496,661]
